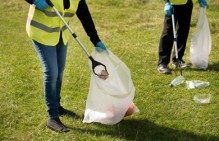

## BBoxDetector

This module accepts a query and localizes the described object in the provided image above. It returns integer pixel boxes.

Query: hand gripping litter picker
[171,12,182,76]
[46,0,108,77]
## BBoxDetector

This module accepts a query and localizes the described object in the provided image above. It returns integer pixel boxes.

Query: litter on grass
[186,80,210,89]
[193,94,211,104]
[169,76,185,87]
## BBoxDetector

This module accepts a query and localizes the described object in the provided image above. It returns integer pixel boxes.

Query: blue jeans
[32,39,67,118]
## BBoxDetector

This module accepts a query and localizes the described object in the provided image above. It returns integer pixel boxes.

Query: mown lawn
[0,0,218,140]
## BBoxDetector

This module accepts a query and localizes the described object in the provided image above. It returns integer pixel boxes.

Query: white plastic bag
[190,7,212,70]
[83,49,138,125]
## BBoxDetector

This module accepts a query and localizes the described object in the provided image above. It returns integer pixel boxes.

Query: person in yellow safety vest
[25,0,107,132]
[157,0,208,74]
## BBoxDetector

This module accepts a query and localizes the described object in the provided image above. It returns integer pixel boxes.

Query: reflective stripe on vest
[30,20,60,33]
[43,10,74,17]
[26,0,80,46]
[29,10,73,32]
[170,0,197,5]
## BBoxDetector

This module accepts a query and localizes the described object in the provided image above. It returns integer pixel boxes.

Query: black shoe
[58,106,80,118]
[47,118,70,133]
[173,60,190,68]
[158,63,171,74]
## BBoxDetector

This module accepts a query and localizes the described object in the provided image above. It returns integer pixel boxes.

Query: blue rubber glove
[164,2,173,16]
[95,41,107,52]
[198,0,208,8]
[34,0,49,11]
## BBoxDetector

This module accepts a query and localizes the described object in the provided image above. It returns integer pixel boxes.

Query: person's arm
[76,0,100,46]
[25,0,34,4]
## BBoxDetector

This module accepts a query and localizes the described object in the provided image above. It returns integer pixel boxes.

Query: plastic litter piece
[94,66,109,80]
[169,76,185,87]
[186,80,210,89]
[193,94,211,104]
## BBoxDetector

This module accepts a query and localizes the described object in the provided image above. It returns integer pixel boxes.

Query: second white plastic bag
[190,7,212,70]
[83,49,138,125]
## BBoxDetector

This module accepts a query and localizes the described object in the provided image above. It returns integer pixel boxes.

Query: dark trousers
[158,0,193,65]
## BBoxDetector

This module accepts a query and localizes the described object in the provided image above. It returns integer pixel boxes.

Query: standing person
[157,0,208,74]
[25,0,107,132]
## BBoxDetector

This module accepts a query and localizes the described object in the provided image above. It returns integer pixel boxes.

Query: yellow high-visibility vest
[26,0,80,46]
[169,0,197,5]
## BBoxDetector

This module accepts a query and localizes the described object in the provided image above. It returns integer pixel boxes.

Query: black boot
[47,118,70,133]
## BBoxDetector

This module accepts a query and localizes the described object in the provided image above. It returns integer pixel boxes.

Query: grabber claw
[89,56,109,80]
[173,59,182,76]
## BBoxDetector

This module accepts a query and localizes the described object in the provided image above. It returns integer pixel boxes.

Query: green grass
[0,0,219,140]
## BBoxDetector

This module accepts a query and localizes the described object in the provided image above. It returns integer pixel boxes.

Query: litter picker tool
[171,11,182,76]
[46,0,108,78]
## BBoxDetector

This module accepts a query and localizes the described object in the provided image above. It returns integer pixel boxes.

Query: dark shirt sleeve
[25,0,34,4]
[76,0,100,46]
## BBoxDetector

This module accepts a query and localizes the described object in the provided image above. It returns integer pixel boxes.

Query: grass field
[0,0,219,140]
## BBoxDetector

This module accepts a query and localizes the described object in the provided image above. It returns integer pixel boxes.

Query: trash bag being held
[190,7,212,70]
[83,49,139,125]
